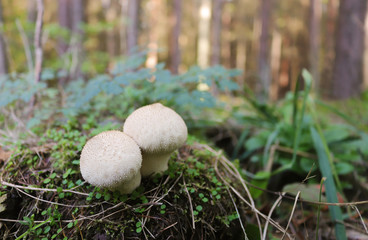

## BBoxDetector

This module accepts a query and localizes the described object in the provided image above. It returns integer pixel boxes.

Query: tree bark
[332,0,367,99]
[257,0,272,101]
[309,0,321,93]
[211,0,223,66]
[0,0,8,76]
[169,0,181,74]
[127,0,139,55]
[197,0,211,68]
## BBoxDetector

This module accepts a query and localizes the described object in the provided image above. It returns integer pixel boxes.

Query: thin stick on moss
[0,180,89,196]
[16,188,91,208]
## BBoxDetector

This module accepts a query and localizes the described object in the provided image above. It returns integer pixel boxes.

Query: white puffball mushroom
[123,103,188,177]
[80,130,142,194]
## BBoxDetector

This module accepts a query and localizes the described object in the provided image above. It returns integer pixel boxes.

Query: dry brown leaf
[0,146,13,161]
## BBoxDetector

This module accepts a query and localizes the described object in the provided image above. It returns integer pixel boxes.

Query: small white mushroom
[80,130,142,194]
[123,103,188,177]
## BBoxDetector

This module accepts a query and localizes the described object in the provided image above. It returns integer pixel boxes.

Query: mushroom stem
[140,152,172,177]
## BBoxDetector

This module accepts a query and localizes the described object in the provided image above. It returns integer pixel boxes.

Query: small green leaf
[67,222,73,228]
[95,193,102,199]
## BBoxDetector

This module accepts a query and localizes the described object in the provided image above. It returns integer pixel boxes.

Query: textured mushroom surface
[123,103,187,176]
[124,103,187,153]
[80,130,142,193]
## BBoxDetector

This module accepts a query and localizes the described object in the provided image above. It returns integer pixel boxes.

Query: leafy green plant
[0,53,240,145]
[235,69,368,181]
[232,69,367,239]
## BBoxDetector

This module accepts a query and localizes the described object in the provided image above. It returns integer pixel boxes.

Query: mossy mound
[0,125,253,239]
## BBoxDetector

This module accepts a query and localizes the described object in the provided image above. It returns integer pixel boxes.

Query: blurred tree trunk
[34,0,44,84]
[168,0,181,74]
[257,0,272,101]
[71,0,84,79]
[127,0,139,55]
[58,0,71,55]
[332,0,367,99]
[120,0,128,55]
[364,7,368,89]
[197,0,211,68]
[27,0,37,23]
[211,0,223,65]
[321,0,337,96]
[309,0,321,93]
[0,0,8,75]
[104,0,117,58]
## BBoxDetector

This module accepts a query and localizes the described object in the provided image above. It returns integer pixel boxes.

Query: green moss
[0,123,249,239]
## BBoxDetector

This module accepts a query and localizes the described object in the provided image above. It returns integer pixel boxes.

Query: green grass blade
[310,127,347,240]
[290,69,312,166]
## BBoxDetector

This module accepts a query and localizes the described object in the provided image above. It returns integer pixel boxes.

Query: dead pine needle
[183,177,195,230]
[281,191,300,240]
[226,187,248,240]
[262,193,284,240]
[351,205,368,234]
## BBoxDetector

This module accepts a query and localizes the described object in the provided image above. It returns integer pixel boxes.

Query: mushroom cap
[123,103,188,154]
[80,130,142,190]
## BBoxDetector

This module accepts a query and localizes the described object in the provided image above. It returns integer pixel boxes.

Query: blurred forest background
[0,0,367,100]
[1,0,368,238]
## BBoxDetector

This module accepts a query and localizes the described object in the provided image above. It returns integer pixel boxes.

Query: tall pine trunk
[332,0,367,99]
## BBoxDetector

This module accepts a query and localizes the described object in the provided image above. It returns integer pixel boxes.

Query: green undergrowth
[0,122,249,240]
